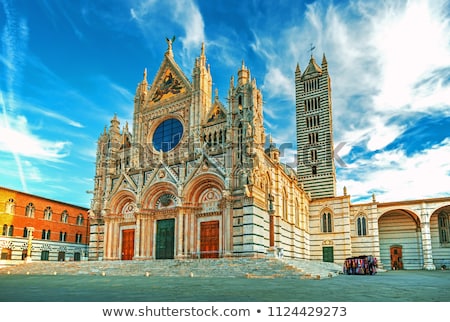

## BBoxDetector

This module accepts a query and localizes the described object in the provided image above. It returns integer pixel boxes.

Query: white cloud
[365,117,406,152]
[262,67,293,100]
[339,138,450,202]
[369,0,450,113]
[260,0,450,202]
[0,111,71,161]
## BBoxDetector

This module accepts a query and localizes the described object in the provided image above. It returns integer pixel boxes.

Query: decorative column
[103,217,110,259]
[421,221,436,270]
[222,193,233,257]
[134,213,141,259]
[112,218,120,260]
[266,193,277,257]
[176,212,184,258]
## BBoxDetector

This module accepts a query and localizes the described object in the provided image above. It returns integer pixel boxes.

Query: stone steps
[0,258,343,279]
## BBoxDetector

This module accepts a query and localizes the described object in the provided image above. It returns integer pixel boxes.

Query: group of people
[343,255,377,275]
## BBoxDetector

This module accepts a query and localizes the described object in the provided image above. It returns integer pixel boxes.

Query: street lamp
[26,227,34,263]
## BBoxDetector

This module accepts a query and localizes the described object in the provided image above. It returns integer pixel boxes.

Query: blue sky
[1,0,450,208]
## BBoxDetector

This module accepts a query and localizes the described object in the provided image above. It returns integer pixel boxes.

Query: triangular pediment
[147,55,192,105]
[111,173,138,195]
[142,162,180,188]
[205,100,227,124]
[184,152,225,185]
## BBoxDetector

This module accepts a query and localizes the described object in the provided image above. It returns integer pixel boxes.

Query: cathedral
[89,40,450,270]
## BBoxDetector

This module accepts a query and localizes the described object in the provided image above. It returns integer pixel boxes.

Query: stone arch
[109,190,136,215]
[141,181,178,209]
[378,209,422,270]
[184,173,224,204]
[429,204,450,268]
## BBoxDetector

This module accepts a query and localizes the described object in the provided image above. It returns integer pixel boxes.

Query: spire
[295,62,301,74]
[322,53,327,65]
[238,60,250,85]
[143,68,147,83]
[321,53,328,71]
[110,113,120,135]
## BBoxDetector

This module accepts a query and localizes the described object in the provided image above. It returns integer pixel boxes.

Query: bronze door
[156,219,175,259]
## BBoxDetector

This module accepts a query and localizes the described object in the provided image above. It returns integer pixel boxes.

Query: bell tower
[295,54,336,199]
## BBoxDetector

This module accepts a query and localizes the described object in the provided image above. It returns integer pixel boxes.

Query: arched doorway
[378,209,422,270]
[430,205,450,269]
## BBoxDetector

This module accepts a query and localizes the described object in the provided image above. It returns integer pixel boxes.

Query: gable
[205,102,227,124]
[147,56,192,106]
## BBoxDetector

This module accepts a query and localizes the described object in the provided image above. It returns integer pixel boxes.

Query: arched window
[2,224,7,236]
[61,210,69,223]
[438,211,449,244]
[8,225,14,237]
[282,190,288,221]
[44,207,52,220]
[321,212,333,233]
[41,229,51,240]
[25,203,35,217]
[357,216,367,236]
[76,214,84,225]
[5,198,15,214]
[23,227,28,238]
[295,199,300,226]
[59,232,67,242]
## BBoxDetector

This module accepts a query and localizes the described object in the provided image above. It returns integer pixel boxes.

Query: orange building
[0,186,89,262]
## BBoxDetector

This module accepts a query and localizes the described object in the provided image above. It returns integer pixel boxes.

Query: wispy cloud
[1,1,78,191]
[0,105,71,161]
[130,0,205,69]
[339,137,450,202]
[245,0,450,202]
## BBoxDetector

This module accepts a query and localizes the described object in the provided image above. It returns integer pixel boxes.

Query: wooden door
[322,246,334,262]
[121,229,135,260]
[155,219,175,259]
[390,245,403,270]
[58,251,65,261]
[200,220,219,258]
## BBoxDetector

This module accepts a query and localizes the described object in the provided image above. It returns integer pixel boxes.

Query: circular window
[152,118,183,152]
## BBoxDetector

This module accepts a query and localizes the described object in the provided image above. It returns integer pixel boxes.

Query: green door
[322,246,334,262]
[155,219,175,259]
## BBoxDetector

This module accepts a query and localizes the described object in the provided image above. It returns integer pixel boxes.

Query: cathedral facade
[89,41,450,270]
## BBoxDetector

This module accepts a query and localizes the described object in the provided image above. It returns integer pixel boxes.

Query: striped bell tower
[295,54,336,199]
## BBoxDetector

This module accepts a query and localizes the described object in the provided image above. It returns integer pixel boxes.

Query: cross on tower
[309,43,316,57]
